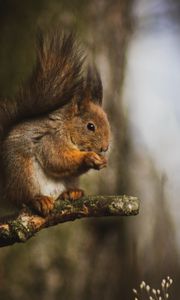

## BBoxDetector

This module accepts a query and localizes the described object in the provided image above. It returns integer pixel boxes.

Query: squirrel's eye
[87,122,95,132]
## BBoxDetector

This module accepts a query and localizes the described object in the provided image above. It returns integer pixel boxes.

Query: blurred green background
[0,0,180,299]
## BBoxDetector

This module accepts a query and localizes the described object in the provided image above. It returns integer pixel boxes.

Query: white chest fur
[32,159,66,199]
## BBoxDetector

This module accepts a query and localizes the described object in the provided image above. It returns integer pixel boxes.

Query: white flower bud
[166,282,169,288]
[146,285,150,292]
[140,281,146,289]
[161,279,166,287]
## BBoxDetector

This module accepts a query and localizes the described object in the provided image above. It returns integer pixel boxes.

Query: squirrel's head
[67,67,110,155]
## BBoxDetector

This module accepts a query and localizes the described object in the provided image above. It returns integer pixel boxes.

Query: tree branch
[0,195,140,247]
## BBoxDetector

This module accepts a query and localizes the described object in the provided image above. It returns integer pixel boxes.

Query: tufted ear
[84,66,103,106]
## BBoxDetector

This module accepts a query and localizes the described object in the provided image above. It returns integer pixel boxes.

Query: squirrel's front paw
[85,152,107,170]
[31,195,54,216]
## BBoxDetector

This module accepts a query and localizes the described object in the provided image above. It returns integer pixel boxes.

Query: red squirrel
[0,28,110,216]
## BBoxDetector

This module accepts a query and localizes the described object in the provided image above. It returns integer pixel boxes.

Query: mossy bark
[0,195,140,247]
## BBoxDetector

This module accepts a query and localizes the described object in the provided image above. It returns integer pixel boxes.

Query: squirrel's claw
[85,152,107,170]
[31,195,54,216]
[60,189,84,201]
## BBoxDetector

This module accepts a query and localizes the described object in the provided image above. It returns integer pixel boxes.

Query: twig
[0,195,140,247]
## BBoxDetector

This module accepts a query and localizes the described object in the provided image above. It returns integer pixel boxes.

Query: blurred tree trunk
[75,1,136,299]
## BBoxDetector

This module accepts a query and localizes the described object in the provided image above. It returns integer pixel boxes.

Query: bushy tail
[0,28,84,137]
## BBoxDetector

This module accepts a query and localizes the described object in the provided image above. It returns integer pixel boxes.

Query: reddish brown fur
[0,29,111,216]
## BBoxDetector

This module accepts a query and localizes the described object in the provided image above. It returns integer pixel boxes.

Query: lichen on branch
[0,195,140,247]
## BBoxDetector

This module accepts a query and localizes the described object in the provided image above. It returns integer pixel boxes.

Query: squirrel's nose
[100,145,109,153]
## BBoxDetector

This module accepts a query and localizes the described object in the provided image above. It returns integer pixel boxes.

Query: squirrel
[0,28,110,217]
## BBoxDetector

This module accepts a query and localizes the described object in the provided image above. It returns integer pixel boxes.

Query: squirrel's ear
[84,66,103,106]
[68,97,80,115]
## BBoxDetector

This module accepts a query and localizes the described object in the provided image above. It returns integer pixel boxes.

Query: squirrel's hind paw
[59,189,84,201]
[31,195,54,216]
